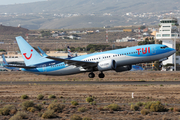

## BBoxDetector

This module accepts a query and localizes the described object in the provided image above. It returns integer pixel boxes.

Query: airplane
[6,36,176,78]
[2,55,20,71]
[38,46,144,72]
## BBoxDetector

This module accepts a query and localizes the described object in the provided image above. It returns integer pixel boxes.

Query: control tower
[156,18,180,71]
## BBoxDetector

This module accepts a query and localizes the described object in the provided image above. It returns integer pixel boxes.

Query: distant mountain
[0,0,180,14]
[0,0,180,29]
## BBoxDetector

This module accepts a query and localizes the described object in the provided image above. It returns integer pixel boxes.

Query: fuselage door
[151,46,156,54]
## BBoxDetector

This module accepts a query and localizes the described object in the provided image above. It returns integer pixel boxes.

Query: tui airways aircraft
[5,36,176,78]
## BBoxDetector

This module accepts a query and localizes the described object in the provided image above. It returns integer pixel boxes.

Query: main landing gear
[98,72,105,78]
[88,72,95,78]
[88,72,105,78]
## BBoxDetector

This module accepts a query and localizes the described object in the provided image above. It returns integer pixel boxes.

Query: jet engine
[97,60,117,71]
[115,65,132,72]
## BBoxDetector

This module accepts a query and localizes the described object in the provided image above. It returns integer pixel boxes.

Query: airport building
[156,18,180,71]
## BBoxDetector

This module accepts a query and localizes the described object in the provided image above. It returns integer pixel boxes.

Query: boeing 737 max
[6,36,176,78]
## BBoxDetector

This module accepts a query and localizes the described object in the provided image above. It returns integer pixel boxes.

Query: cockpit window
[160,46,168,49]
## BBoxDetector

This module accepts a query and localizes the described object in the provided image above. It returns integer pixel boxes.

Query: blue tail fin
[2,55,8,66]
[38,46,48,57]
[16,36,50,66]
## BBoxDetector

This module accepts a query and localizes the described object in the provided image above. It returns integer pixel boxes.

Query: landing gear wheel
[88,73,95,78]
[98,73,105,78]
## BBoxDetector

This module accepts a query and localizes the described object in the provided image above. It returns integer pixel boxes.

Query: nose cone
[168,48,176,55]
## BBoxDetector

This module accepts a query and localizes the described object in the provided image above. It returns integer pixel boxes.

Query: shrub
[36,104,43,111]
[21,94,29,99]
[0,105,17,115]
[71,101,79,106]
[83,117,92,120]
[90,101,96,105]
[37,94,44,100]
[78,107,87,112]
[70,114,82,120]
[22,101,34,110]
[141,109,150,115]
[136,102,143,106]
[107,104,120,111]
[150,102,165,112]
[27,107,37,113]
[86,97,94,103]
[48,95,56,99]
[144,101,156,109]
[48,103,65,113]
[42,101,46,104]
[131,104,139,111]
[42,110,56,119]
[9,111,28,120]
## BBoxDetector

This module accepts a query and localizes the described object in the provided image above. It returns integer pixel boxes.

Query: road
[1,81,180,85]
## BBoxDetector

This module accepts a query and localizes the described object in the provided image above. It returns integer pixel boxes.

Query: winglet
[2,55,8,66]
[38,46,48,57]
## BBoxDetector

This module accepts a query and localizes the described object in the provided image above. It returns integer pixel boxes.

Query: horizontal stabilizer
[4,65,36,69]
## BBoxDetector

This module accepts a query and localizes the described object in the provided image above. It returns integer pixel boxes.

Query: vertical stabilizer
[67,46,73,58]
[16,36,46,66]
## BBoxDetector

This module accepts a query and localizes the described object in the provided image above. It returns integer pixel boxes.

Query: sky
[0,0,46,5]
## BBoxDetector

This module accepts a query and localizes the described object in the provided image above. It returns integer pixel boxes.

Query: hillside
[0,0,180,29]
[0,25,29,35]
[0,0,179,14]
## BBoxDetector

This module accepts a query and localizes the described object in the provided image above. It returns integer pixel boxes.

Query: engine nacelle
[115,65,132,72]
[98,60,117,71]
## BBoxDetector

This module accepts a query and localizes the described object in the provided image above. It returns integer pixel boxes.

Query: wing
[46,56,97,69]
[4,65,36,69]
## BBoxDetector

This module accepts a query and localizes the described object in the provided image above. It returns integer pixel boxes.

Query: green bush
[21,94,29,99]
[42,110,56,119]
[90,101,96,105]
[22,101,34,110]
[107,104,120,111]
[86,97,94,103]
[83,117,92,120]
[141,109,150,115]
[78,107,87,112]
[144,101,166,112]
[136,102,143,106]
[48,95,56,99]
[36,104,43,111]
[42,101,46,104]
[48,103,65,113]
[27,107,37,113]
[37,94,44,100]
[71,101,79,106]
[0,105,17,115]
[150,102,165,112]
[130,104,139,111]
[144,101,156,109]
[9,111,28,120]
[70,114,82,120]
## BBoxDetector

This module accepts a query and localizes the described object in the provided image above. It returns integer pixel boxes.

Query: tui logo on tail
[23,49,33,60]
